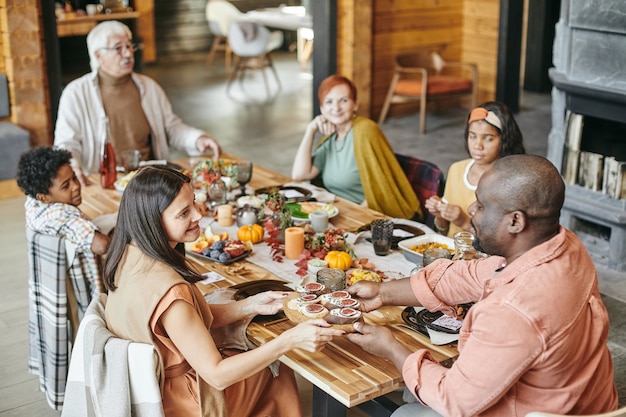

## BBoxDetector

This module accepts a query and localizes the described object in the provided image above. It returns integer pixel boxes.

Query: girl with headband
[424,101,525,237]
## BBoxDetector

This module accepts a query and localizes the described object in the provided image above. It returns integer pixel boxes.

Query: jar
[208,178,227,208]
[452,231,479,260]
[237,204,259,226]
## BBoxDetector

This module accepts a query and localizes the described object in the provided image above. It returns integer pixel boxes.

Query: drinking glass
[371,219,394,256]
[121,149,140,172]
[236,160,253,196]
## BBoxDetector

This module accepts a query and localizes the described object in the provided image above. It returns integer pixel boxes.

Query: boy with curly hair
[17,146,111,297]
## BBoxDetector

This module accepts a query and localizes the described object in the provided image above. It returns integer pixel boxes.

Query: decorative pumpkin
[237,224,264,244]
[324,251,352,271]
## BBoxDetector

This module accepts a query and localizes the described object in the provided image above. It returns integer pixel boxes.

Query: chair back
[26,228,77,410]
[206,0,243,36]
[395,154,445,229]
[228,21,273,57]
[62,294,164,416]
[526,407,626,417]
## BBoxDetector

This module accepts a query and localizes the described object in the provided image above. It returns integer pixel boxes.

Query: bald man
[347,155,617,416]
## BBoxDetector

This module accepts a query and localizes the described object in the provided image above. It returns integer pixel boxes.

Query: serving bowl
[398,234,455,265]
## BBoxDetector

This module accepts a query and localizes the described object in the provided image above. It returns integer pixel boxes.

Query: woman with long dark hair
[104,166,343,417]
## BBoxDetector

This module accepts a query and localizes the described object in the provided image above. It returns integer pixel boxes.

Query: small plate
[286,202,339,222]
[255,185,313,202]
[403,307,461,335]
[186,249,252,265]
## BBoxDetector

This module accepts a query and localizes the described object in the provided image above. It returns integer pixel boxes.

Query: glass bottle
[208,176,227,208]
[100,119,117,190]
[452,231,478,260]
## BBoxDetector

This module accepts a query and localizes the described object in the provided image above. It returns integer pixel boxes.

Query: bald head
[489,155,564,222]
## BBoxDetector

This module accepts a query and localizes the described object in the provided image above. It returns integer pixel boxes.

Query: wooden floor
[2,51,625,415]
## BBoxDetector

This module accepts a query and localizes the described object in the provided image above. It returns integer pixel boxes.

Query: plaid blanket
[395,154,445,228]
[26,228,94,410]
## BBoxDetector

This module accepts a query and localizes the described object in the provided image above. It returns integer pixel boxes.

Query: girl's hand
[246,291,289,316]
[425,196,444,216]
[438,203,465,226]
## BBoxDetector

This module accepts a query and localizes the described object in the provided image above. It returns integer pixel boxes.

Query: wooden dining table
[79,155,458,417]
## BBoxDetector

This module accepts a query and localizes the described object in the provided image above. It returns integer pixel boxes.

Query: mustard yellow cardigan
[318,117,421,219]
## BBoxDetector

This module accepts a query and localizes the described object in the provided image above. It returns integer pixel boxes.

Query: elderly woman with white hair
[54,21,221,186]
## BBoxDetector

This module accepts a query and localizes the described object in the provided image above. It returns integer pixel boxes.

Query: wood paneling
[0,0,47,146]
[334,0,501,119]
[134,0,155,63]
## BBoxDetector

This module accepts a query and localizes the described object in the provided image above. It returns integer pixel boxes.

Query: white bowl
[398,234,455,265]
[307,259,328,276]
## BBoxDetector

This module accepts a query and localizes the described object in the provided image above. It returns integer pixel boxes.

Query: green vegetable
[285,202,309,218]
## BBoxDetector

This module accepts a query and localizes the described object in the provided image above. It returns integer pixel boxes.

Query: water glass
[316,268,346,291]
[121,149,140,172]
[422,247,452,267]
[309,210,329,233]
[371,219,394,256]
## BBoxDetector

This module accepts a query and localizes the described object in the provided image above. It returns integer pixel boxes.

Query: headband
[468,107,502,130]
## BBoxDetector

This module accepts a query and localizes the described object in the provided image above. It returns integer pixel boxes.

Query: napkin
[284,181,336,203]
[413,307,460,345]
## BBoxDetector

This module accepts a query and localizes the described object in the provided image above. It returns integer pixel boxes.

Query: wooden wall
[337,0,500,119]
[0,0,49,147]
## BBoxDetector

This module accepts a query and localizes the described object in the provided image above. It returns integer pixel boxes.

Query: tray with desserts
[283,282,363,332]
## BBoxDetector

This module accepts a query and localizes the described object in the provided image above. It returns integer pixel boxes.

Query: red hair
[318,75,357,104]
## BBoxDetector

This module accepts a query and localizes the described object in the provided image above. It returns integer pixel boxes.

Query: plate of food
[285,202,338,222]
[185,239,252,265]
[397,234,455,264]
[283,291,362,332]
[255,185,313,202]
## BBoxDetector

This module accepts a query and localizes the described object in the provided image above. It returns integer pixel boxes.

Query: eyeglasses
[99,43,138,55]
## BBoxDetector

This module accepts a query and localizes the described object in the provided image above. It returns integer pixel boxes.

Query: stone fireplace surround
[548,0,626,271]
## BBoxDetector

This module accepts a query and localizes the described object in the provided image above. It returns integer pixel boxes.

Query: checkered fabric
[26,228,93,410]
[395,153,445,229]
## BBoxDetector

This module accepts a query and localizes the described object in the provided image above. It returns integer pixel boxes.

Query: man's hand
[196,135,222,159]
[346,281,383,312]
[347,322,412,370]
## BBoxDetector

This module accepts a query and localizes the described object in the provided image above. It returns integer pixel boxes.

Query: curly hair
[463,101,526,157]
[16,147,73,198]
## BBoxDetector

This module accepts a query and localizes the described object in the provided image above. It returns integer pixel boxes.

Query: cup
[216,204,233,227]
[121,149,140,172]
[86,4,98,15]
[309,210,329,233]
[371,219,394,256]
[422,247,452,267]
[284,227,305,259]
[316,268,346,292]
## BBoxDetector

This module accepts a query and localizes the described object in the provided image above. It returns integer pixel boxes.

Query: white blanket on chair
[62,295,164,417]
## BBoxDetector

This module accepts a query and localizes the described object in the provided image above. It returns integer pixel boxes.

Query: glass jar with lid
[452,231,479,260]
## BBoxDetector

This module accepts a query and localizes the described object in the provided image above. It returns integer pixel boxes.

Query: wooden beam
[496,0,524,112]
[312,0,337,117]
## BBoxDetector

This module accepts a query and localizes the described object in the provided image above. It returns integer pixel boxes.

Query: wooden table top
[79,155,458,408]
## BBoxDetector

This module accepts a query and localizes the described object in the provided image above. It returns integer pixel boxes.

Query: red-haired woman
[291,74,421,220]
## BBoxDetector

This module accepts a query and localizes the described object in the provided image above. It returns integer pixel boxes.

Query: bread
[296,282,327,296]
[300,303,329,319]
[287,293,319,311]
[325,307,362,325]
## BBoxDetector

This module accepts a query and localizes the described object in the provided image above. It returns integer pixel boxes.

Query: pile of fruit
[188,230,251,262]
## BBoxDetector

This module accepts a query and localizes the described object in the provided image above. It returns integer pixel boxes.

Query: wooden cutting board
[282,292,361,333]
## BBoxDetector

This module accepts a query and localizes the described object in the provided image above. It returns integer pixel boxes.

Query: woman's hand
[308,115,336,137]
[245,291,289,316]
[281,320,345,352]
[425,196,445,216]
[346,281,383,312]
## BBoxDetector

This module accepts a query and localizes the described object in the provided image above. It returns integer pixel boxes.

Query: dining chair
[378,47,478,134]
[26,228,92,410]
[226,21,284,100]
[205,0,243,70]
[526,407,626,417]
[394,153,445,229]
[62,294,164,416]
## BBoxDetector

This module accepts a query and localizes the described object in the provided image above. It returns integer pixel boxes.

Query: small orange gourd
[324,251,352,271]
[237,224,264,244]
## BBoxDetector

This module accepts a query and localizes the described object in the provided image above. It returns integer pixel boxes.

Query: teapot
[237,204,259,226]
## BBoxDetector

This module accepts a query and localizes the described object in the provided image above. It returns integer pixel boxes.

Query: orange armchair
[378,49,478,134]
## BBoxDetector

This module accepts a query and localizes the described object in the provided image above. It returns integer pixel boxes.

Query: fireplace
[548,0,626,271]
